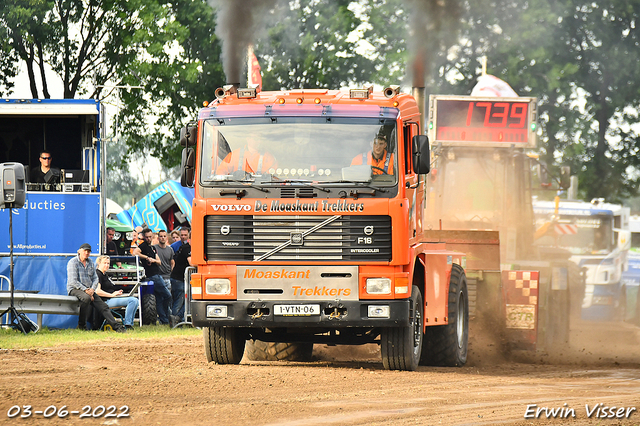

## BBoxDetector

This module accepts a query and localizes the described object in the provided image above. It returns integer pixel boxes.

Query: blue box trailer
[0,99,105,328]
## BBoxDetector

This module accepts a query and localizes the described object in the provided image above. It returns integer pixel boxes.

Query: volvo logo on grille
[364,226,374,236]
[290,232,304,245]
[220,225,230,235]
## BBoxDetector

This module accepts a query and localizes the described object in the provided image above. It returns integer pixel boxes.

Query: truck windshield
[535,216,614,255]
[199,118,398,186]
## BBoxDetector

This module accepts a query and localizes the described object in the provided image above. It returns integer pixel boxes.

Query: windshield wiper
[214,178,269,194]
[334,180,389,193]
[257,178,330,193]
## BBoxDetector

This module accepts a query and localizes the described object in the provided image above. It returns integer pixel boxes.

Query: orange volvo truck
[179,85,468,371]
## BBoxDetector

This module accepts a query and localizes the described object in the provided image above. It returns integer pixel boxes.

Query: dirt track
[1,321,640,426]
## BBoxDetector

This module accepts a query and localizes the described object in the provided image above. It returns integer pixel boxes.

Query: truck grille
[205,215,391,261]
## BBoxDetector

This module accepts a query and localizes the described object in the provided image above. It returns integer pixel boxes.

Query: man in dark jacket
[133,228,172,325]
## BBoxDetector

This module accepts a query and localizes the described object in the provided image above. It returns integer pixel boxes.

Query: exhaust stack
[215,83,240,100]
[412,87,426,133]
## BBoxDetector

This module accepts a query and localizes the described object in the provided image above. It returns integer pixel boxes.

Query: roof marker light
[296,98,303,104]
[350,87,372,99]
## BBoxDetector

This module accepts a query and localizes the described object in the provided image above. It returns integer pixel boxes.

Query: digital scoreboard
[428,95,538,147]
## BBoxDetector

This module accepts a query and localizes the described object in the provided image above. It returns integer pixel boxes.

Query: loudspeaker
[0,163,26,209]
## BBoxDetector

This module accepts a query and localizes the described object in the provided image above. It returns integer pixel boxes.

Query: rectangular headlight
[366,278,391,294]
[368,305,390,318]
[206,278,231,295]
[207,305,228,318]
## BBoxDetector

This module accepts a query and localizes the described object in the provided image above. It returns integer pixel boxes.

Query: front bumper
[191,299,410,328]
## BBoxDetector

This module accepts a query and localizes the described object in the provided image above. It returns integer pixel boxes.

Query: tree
[258,0,377,90]
[113,0,226,169]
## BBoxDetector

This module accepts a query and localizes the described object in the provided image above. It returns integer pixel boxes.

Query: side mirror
[559,166,571,190]
[180,125,197,147]
[618,230,631,251]
[180,148,195,188]
[412,135,430,174]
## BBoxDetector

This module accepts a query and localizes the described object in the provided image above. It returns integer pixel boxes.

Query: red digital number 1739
[466,102,527,128]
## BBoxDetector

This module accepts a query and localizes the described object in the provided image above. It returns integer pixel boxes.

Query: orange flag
[249,50,262,89]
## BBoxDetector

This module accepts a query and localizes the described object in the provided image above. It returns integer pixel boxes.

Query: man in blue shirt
[67,243,126,332]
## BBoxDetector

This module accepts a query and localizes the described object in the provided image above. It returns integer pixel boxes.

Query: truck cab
[182,86,469,370]
[534,198,631,321]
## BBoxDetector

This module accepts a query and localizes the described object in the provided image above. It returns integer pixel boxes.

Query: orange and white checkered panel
[505,270,539,305]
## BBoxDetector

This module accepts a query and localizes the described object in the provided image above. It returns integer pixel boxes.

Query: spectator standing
[134,228,172,325]
[95,255,139,330]
[105,227,118,255]
[171,227,190,253]
[67,243,125,332]
[154,230,178,327]
[170,230,180,245]
[170,230,191,320]
[130,225,144,255]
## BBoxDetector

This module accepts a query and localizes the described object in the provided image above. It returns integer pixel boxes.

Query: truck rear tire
[380,285,423,371]
[141,293,157,325]
[421,263,469,366]
[244,340,314,362]
[203,326,246,364]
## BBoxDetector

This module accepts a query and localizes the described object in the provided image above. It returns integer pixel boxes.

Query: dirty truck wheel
[141,293,157,325]
[421,263,469,366]
[380,285,423,371]
[204,326,246,364]
[244,340,314,362]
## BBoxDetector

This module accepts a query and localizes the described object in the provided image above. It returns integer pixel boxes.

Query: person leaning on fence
[67,243,126,332]
[95,255,139,330]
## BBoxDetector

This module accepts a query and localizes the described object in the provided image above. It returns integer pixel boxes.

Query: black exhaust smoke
[406,0,462,88]
[209,0,278,85]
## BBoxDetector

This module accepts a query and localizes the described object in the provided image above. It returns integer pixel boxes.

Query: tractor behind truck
[180,85,469,371]
[423,95,578,352]
[534,198,631,322]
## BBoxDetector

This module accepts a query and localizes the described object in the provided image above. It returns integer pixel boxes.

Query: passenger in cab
[351,131,394,175]
[215,136,277,175]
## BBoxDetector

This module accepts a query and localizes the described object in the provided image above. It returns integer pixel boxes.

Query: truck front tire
[421,263,469,366]
[203,326,246,364]
[380,285,423,371]
[244,340,314,362]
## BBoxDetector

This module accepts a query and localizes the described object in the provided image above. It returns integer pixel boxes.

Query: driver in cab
[215,136,278,175]
[350,131,394,175]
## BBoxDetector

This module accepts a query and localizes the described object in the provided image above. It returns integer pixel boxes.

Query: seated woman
[95,255,140,330]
